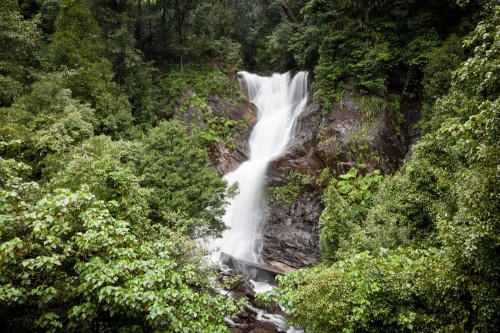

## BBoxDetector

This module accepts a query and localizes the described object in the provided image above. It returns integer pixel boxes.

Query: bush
[264,248,469,333]
[0,154,238,332]
[137,121,229,237]
[319,168,383,261]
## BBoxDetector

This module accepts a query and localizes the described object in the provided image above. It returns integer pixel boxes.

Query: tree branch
[280,1,299,24]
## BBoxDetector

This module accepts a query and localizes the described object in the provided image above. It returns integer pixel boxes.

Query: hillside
[1,0,498,332]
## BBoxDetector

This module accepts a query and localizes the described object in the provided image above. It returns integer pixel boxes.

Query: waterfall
[220,71,309,263]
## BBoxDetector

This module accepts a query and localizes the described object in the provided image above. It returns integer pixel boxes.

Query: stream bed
[217,265,304,333]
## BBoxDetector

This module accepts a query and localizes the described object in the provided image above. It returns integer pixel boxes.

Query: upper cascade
[220,71,309,263]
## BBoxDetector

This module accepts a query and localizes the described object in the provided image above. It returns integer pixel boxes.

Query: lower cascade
[220,71,309,263]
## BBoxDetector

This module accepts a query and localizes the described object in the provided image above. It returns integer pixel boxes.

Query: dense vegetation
[0,0,251,330]
[1,0,498,332]
[264,1,500,332]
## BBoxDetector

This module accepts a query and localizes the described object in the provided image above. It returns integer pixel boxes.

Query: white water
[219,71,309,262]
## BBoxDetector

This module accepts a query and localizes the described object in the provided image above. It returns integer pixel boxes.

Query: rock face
[261,85,411,268]
[206,95,257,175]
[176,84,414,270]
[173,92,257,175]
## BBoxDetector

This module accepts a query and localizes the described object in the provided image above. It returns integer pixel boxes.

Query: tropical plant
[263,248,469,333]
[136,120,229,237]
[0,153,238,332]
[319,168,383,261]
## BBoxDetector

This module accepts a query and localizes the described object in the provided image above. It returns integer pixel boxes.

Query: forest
[0,0,498,332]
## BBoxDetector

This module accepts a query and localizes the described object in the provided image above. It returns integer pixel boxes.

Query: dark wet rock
[229,328,246,333]
[220,252,288,283]
[227,303,290,333]
[265,260,296,274]
[250,297,281,314]
[217,269,252,301]
[226,275,252,293]
[262,191,323,268]
[250,325,280,333]
[261,85,413,268]
[220,264,293,333]
[208,96,257,175]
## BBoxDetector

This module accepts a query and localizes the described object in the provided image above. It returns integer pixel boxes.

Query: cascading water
[220,71,309,263]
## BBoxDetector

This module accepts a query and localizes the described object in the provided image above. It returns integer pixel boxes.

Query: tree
[49,0,134,138]
[0,73,98,177]
[89,0,159,128]
[0,152,238,332]
[0,0,41,107]
[319,168,384,262]
[49,0,113,100]
[137,121,229,237]
[290,0,464,107]
[276,0,301,24]
[264,248,469,333]
[47,135,150,225]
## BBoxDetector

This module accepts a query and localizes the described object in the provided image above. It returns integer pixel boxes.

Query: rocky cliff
[261,85,415,269]
[173,92,257,175]
[176,84,417,270]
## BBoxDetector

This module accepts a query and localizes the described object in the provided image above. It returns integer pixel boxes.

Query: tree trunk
[280,1,299,24]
